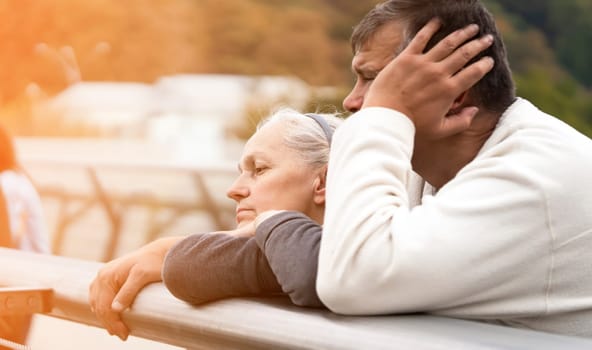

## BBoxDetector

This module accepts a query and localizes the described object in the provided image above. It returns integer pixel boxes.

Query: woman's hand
[88,236,182,340]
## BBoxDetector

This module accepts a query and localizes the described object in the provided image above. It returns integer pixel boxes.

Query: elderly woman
[89,108,342,340]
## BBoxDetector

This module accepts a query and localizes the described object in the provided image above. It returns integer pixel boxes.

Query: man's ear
[313,167,327,205]
[446,90,470,116]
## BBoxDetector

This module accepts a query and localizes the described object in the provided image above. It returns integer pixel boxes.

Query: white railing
[1,248,591,349]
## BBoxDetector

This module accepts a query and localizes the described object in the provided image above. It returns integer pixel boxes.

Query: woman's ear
[313,167,327,205]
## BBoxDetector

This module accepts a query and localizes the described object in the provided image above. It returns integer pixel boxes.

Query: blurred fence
[21,156,237,261]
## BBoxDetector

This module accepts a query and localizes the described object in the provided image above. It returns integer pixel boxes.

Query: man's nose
[343,89,363,113]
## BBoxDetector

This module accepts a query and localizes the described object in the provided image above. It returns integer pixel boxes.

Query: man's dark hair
[352,0,516,114]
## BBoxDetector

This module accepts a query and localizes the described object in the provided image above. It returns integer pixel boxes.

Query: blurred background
[1,0,591,139]
[1,0,591,348]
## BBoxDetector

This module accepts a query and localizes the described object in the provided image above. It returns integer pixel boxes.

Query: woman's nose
[226,178,249,202]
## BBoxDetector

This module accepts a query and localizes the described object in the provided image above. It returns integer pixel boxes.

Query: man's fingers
[406,18,442,54]
[442,34,494,75]
[452,56,495,93]
[426,23,480,62]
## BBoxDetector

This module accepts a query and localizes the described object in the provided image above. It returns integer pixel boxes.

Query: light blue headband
[305,113,333,145]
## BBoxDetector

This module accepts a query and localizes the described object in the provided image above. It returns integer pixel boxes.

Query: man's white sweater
[318,98,592,337]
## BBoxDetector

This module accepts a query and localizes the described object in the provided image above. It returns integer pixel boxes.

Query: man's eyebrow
[354,63,379,76]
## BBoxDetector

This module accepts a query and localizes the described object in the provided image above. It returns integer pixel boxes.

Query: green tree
[487,0,592,88]
[486,0,592,136]
[547,0,592,87]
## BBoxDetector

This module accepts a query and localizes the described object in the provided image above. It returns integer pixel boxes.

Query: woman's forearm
[162,233,281,304]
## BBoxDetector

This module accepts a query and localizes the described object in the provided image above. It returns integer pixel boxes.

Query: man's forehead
[353,21,406,69]
[351,53,381,74]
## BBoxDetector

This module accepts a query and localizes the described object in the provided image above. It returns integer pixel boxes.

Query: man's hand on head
[363,18,495,139]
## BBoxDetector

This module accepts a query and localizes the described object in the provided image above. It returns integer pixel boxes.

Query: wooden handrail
[0,248,591,349]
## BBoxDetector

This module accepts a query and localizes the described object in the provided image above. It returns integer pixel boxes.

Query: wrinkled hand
[363,19,495,139]
[88,237,181,340]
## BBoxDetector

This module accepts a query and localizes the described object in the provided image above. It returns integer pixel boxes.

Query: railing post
[86,167,123,262]
[192,172,230,231]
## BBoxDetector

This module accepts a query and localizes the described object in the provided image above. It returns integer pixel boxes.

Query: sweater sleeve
[162,233,281,305]
[255,211,323,308]
[317,107,552,318]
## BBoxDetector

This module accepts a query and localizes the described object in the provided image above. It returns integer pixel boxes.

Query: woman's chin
[236,220,254,229]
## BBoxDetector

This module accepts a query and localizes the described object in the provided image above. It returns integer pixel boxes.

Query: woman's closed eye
[254,166,268,176]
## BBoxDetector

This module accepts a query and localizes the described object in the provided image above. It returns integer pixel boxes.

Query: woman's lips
[235,208,255,223]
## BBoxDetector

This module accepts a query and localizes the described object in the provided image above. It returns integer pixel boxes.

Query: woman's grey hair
[257,108,343,169]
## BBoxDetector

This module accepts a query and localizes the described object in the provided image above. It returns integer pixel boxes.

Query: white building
[37,74,318,165]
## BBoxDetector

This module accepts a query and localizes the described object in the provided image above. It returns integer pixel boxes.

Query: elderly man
[317,0,592,338]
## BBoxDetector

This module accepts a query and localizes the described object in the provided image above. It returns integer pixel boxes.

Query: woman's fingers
[89,239,175,341]
[89,259,133,340]
[112,264,160,312]
[92,276,129,340]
